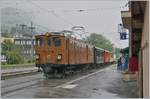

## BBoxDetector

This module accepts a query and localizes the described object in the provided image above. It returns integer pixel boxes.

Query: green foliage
[85,33,113,52]
[114,48,121,59]
[1,39,24,64]
[6,50,24,64]
[2,40,13,55]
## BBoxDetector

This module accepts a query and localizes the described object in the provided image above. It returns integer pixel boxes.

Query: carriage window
[47,38,51,47]
[53,37,61,47]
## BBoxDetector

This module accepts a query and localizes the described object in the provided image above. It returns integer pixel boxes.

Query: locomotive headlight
[57,54,62,60]
[35,54,39,59]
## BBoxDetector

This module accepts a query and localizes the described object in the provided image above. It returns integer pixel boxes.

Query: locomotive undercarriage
[36,63,95,78]
[36,62,115,78]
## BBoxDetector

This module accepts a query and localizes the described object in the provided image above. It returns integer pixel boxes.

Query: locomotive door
[53,37,62,64]
[46,36,55,63]
[86,45,88,63]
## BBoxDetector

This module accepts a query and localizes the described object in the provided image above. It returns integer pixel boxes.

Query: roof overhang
[121,11,131,29]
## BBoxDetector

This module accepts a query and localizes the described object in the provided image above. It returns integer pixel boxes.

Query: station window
[53,37,61,47]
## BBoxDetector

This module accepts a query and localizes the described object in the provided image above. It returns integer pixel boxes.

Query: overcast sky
[0,0,129,48]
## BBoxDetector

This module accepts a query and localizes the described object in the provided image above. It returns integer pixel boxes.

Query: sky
[0,0,129,48]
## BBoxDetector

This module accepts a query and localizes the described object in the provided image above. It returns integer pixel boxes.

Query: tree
[114,48,121,59]
[6,50,24,64]
[85,33,113,52]
[1,39,24,64]
[1,39,13,55]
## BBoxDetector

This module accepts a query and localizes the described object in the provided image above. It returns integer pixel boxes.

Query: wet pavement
[1,64,138,98]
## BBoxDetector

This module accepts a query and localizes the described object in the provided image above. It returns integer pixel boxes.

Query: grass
[1,63,35,68]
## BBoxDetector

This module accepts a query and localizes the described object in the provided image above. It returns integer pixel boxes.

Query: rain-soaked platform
[2,64,138,98]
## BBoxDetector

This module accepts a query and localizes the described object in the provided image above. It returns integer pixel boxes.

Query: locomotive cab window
[47,38,51,47]
[53,37,61,47]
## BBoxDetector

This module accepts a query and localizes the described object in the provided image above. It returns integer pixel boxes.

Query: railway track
[1,74,43,96]
[1,68,39,80]
[1,64,115,98]
[1,73,76,97]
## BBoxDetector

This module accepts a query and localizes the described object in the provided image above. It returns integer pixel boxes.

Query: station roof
[121,1,147,56]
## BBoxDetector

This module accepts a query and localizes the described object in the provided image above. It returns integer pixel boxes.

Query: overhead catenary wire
[27,0,74,27]
[14,2,50,32]
[3,0,129,39]
[25,1,87,38]
[15,12,49,33]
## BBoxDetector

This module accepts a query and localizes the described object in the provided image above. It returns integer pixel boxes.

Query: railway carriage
[103,50,113,63]
[35,32,113,77]
[94,47,105,64]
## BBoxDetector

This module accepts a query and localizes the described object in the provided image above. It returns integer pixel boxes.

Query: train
[35,32,114,78]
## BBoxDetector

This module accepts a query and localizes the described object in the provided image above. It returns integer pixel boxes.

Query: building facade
[14,37,35,58]
[121,1,149,98]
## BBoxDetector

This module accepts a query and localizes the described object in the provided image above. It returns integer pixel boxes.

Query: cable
[27,0,74,27]
[16,13,49,32]
[14,3,50,32]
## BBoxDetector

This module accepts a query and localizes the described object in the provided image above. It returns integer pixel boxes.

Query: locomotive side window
[47,38,51,47]
[53,37,61,47]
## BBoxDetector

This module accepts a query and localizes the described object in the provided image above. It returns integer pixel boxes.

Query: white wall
[141,2,149,98]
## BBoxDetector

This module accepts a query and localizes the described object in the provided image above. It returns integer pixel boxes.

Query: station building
[121,1,149,98]
[14,37,35,58]
[1,36,35,59]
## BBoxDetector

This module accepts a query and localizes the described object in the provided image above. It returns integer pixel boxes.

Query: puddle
[61,84,78,89]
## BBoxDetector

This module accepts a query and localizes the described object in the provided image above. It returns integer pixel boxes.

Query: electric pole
[20,24,26,35]
[29,21,35,61]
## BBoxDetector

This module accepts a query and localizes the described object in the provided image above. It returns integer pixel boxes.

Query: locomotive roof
[94,46,112,53]
[51,32,65,35]
[94,46,105,51]
[35,32,65,37]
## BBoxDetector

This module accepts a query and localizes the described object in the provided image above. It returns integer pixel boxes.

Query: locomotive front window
[47,38,51,47]
[36,37,44,47]
[36,38,40,46]
[40,38,44,47]
[53,37,61,47]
